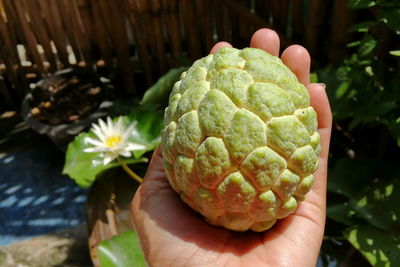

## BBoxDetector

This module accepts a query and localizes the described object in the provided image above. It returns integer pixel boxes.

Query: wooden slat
[0,6,19,69]
[162,0,182,58]
[304,0,327,55]
[220,5,231,42]
[270,0,289,35]
[220,0,268,30]
[23,0,57,72]
[0,13,26,98]
[13,0,46,73]
[126,0,153,85]
[77,0,95,46]
[3,0,29,59]
[138,0,158,61]
[39,0,69,68]
[70,0,94,66]
[291,0,303,41]
[97,0,113,34]
[196,0,213,52]
[0,34,25,98]
[181,0,201,59]
[328,0,354,63]
[90,0,113,69]
[57,0,83,63]
[106,0,135,94]
[0,75,15,108]
[150,0,167,73]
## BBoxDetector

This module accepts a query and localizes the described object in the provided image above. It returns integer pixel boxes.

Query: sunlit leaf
[344,225,400,266]
[347,0,376,9]
[98,230,146,267]
[389,50,400,56]
[350,179,400,231]
[327,202,364,226]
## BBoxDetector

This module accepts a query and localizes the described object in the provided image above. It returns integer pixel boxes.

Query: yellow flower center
[105,136,122,147]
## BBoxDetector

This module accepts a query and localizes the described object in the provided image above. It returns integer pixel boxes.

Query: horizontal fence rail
[0,0,357,110]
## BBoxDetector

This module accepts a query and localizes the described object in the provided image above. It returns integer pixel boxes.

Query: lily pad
[98,230,146,267]
[63,131,147,188]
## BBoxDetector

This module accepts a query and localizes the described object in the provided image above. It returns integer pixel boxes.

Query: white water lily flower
[84,116,146,165]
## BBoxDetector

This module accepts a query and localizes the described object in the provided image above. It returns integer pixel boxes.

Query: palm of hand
[132,29,332,267]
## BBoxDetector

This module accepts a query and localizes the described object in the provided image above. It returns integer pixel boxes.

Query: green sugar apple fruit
[161,47,321,232]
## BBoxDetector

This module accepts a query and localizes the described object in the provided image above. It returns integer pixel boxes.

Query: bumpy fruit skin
[161,47,321,232]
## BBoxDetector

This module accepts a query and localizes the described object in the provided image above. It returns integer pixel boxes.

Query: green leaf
[358,35,377,57]
[389,50,400,56]
[328,158,396,197]
[327,201,364,226]
[350,179,400,231]
[347,0,376,9]
[125,107,164,158]
[63,111,162,188]
[141,67,188,108]
[348,21,380,32]
[310,72,318,83]
[344,225,400,266]
[335,81,350,99]
[98,230,146,267]
[63,131,148,188]
[382,8,400,34]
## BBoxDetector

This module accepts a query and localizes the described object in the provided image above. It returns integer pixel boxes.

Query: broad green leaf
[327,202,364,226]
[389,50,400,56]
[63,131,148,188]
[347,0,376,9]
[328,158,395,197]
[98,230,146,267]
[344,225,400,266]
[125,107,164,158]
[350,179,400,231]
[63,111,162,188]
[141,67,188,108]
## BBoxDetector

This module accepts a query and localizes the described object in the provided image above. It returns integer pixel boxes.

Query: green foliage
[344,225,400,266]
[141,67,188,108]
[322,1,400,265]
[62,131,148,188]
[63,64,183,187]
[327,159,400,266]
[98,230,146,267]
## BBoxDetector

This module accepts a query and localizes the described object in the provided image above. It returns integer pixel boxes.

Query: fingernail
[318,83,326,90]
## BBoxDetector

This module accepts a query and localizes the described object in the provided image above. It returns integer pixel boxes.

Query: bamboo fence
[0,0,355,110]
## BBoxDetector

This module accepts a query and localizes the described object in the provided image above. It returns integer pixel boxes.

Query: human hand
[131,28,332,267]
